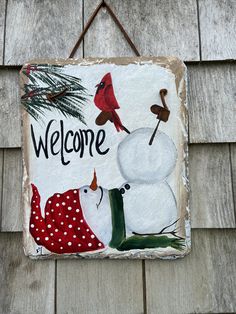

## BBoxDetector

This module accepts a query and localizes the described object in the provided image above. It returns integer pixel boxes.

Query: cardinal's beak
[90,169,98,191]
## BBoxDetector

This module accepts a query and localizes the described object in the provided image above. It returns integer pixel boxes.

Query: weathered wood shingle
[145,229,236,314]
[84,0,200,60]
[57,259,144,314]
[0,233,55,314]
[199,0,236,60]
[189,144,235,228]
[0,0,6,64]
[4,0,83,65]
[188,63,236,143]
[0,69,21,147]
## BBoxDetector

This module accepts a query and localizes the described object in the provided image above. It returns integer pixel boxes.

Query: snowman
[29,128,180,254]
[80,127,178,247]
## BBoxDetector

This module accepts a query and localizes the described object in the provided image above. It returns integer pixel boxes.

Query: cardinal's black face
[95,81,105,94]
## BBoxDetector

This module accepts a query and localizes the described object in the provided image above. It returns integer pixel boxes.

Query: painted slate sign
[20,57,190,259]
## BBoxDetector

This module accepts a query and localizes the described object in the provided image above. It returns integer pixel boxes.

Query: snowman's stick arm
[148,119,161,145]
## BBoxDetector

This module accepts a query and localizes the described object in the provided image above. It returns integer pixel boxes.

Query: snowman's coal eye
[125,184,130,190]
[120,188,125,194]
[84,189,87,193]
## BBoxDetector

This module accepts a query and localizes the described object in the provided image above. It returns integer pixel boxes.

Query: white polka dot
[98,243,102,247]
[80,219,83,223]
[36,228,38,231]
[68,224,72,228]
[88,243,92,247]
[68,206,72,211]
[61,222,64,225]
[40,219,43,222]
[59,213,61,216]
[42,229,45,232]
[32,211,36,214]
[62,202,66,206]
[78,243,81,247]
[36,237,40,241]
[35,216,39,220]
[60,247,63,250]
[82,235,85,239]
[68,242,72,246]
[76,209,80,212]
[30,224,34,228]
[64,232,67,235]
[52,219,55,222]
[46,212,49,216]
[51,209,54,212]
[73,235,76,238]
[50,233,53,236]
[86,229,89,232]
[77,227,80,230]
[73,200,77,203]
[55,229,58,232]
[66,196,70,199]
[66,215,69,218]
[36,205,39,208]
[51,243,54,246]
[33,200,35,203]
[91,235,95,239]
[35,196,38,198]
[47,224,51,228]
[59,238,62,242]
[45,237,49,241]
[48,200,51,204]
[57,194,60,198]
[73,217,76,221]
[56,203,59,207]
[74,190,77,193]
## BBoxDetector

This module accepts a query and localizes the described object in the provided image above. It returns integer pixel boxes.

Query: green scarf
[108,189,184,251]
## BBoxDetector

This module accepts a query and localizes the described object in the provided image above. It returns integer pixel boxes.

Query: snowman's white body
[80,128,178,246]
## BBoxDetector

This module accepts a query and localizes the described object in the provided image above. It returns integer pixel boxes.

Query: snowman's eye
[125,184,130,190]
[120,188,125,194]
[84,189,87,193]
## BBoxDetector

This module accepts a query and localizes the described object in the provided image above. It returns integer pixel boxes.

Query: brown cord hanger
[69,0,140,58]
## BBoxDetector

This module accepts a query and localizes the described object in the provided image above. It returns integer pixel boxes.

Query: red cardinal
[94,73,129,133]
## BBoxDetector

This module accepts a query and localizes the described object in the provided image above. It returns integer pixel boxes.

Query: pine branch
[21,64,90,124]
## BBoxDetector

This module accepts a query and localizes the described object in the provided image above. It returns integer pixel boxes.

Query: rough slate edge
[198,0,236,61]
[0,150,3,230]
[20,56,190,259]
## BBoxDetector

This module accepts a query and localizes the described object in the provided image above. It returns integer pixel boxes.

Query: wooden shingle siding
[199,0,236,61]
[0,233,55,314]
[0,0,235,313]
[0,69,20,147]
[57,259,144,314]
[84,0,200,60]
[145,229,236,314]
[188,63,236,143]
[4,0,83,65]
[1,145,235,232]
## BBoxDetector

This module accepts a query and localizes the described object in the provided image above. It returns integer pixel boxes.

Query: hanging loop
[69,0,140,58]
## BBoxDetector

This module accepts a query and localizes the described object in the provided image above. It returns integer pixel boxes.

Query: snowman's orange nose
[90,169,98,191]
